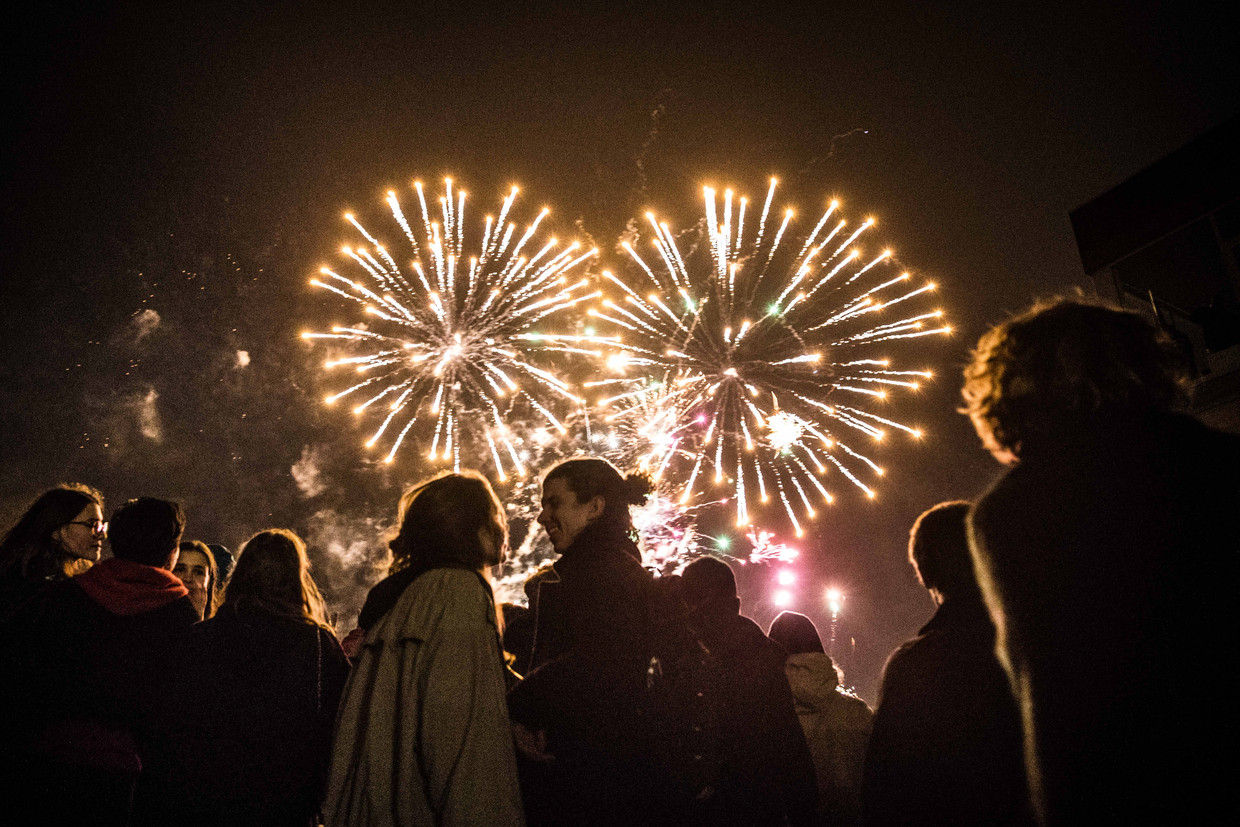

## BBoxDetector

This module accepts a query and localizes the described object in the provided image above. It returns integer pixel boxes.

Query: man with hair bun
[963,298,1240,825]
[524,456,656,671]
[509,456,662,824]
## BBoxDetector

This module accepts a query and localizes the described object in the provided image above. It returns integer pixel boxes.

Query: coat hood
[74,557,189,616]
[784,651,841,710]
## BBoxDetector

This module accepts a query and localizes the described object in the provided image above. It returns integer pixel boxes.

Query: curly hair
[961,298,1190,459]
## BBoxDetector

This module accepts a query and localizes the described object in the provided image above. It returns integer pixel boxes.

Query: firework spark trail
[303,178,599,479]
[568,180,950,536]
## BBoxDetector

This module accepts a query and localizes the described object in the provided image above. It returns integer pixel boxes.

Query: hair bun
[623,471,655,506]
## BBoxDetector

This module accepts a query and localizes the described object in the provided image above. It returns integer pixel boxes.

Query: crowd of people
[0,296,1236,826]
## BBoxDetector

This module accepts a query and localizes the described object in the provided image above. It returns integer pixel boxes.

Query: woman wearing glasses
[0,483,105,620]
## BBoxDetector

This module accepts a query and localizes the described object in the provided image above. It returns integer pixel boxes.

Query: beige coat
[324,569,524,826]
[785,652,872,826]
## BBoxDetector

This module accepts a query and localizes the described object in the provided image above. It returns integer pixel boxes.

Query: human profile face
[55,503,105,563]
[173,549,212,619]
[537,476,603,553]
[478,519,509,569]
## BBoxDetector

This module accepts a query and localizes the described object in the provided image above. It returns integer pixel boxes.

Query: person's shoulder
[159,594,201,626]
[377,568,495,640]
[1175,414,1240,466]
[837,689,873,720]
[880,629,942,686]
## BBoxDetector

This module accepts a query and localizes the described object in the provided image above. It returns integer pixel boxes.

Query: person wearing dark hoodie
[862,502,1029,827]
[507,457,661,825]
[768,611,871,827]
[4,496,197,827]
[679,556,817,827]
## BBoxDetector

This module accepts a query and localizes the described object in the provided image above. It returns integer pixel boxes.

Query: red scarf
[75,558,189,616]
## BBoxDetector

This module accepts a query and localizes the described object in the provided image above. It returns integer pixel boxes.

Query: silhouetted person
[962,298,1240,824]
[137,529,350,827]
[861,502,1029,826]
[4,496,197,827]
[769,611,871,827]
[679,556,817,827]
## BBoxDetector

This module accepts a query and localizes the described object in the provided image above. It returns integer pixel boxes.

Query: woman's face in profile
[478,520,508,569]
[54,503,105,563]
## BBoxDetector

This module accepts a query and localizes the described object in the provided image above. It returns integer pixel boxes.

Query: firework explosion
[578,179,950,536]
[302,179,598,478]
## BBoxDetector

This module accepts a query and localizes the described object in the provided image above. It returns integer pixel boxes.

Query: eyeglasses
[67,520,108,536]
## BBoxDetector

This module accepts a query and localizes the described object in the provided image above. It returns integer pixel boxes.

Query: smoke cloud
[303,507,391,631]
[291,445,326,498]
[128,309,161,342]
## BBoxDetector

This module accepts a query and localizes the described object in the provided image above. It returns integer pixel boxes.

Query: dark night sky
[2,0,1236,700]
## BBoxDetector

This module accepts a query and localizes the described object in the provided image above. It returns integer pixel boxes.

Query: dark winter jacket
[1,558,198,825]
[0,556,69,626]
[862,597,1029,826]
[135,604,350,826]
[969,411,1240,825]
[690,610,818,827]
[510,524,657,825]
[525,521,652,672]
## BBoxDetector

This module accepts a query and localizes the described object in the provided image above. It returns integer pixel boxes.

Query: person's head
[207,543,235,584]
[768,610,826,655]
[961,297,1190,463]
[538,457,653,551]
[908,501,979,605]
[108,498,185,568]
[680,556,741,617]
[174,540,219,620]
[0,484,105,579]
[389,471,507,574]
[224,529,331,628]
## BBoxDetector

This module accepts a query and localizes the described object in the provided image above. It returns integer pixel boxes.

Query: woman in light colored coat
[324,472,523,826]
[769,611,871,827]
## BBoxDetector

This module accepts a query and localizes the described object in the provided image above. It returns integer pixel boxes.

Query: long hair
[177,540,221,619]
[223,529,332,630]
[542,457,653,543]
[388,471,507,575]
[961,297,1190,459]
[0,484,103,581]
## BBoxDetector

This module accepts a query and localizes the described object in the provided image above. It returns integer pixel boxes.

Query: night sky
[2,0,1236,701]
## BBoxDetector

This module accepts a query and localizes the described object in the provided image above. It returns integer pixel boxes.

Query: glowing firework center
[579,180,950,536]
[302,179,598,479]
